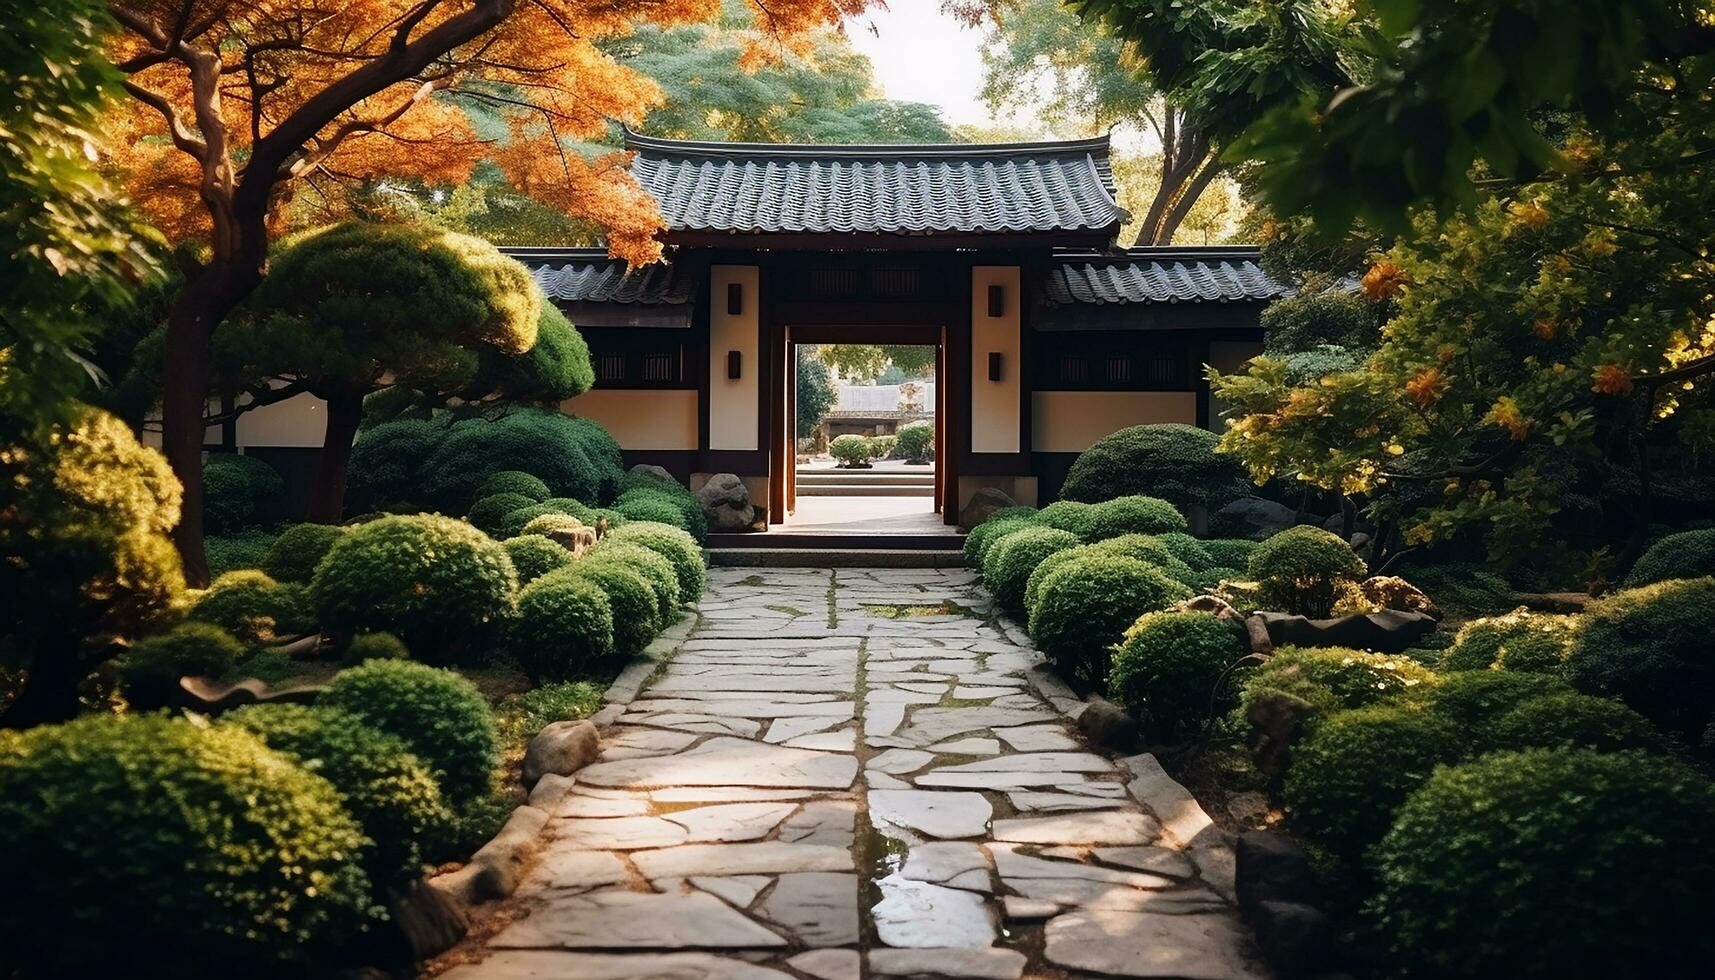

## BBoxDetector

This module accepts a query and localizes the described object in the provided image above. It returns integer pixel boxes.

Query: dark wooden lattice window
[641,352,676,383]
[595,352,627,384]
[1105,356,1133,385]
[1036,334,1193,391]
[1058,355,1091,384]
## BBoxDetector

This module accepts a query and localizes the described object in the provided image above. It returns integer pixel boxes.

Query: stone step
[796,484,936,497]
[795,470,937,486]
[708,548,965,567]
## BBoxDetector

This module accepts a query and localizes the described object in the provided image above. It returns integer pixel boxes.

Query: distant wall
[1030,391,1198,453]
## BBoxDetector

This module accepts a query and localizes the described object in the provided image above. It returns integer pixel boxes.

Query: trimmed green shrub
[344,631,409,664]
[615,494,689,531]
[1367,749,1715,979]
[1484,692,1673,755]
[205,529,276,577]
[520,512,588,540]
[984,525,1081,613]
[606,521,706,602]
[1282,705,1463,856]
[988,505,1041,524]
[1441,610,1580,673]
[588,507,628,531]
[1422,670,1572,748]
[543,496,598,522]
[1394,560,1513,617]
[421,410,608,511]
[1084,495,1189,541]
[225,703,450,886]
[1109,611,1249,741]
[1191,566,1240,592]
[1239,646,1438,723]
[1154,532,1215,571]
[1024,545,1090,618]
[468,491,538,535]
[895,420,934,463]
[0,714,371,974]
[262,522,345,583]
[202,456,257,533]
[510,573,615,682]
[1030,554,1195,686]
[1624,528,1715,586]
[345,416,446,514]
[1248,525,1367,617]
[321,659,499,802]
[591,541,683,624]
[188,569,305,645]
[503,534,572,585]
[1060,423,1249,512]
[1036,499,1098,539]
[1201,538,1260,570]
[963,515,1037,568]
[122,622,244,709]
[311,514,517,662]
[474,469,550,504]
[830,433,876,466]
[615,486,707,541]
[562,561,659,656]
[1565,577,1715,747]
[1085,534,1199,587]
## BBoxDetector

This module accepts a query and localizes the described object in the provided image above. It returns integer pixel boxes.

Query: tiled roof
[502,248,693,305]
[1047,248,1290,304]
[626,131,1126,237]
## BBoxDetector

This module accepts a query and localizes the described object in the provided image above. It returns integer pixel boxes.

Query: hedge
[1238,646,1438,726]
[559,561,659,657]
[1083,495,1190,541]
[1623,528,1715,586]
[591,541,683,624]
[983,525,1081,614]
[1059,423,1249,512]
[474,469,551,504]
[188,570,311,645]
[1084,534,1199,587]
[1564,577,1715,749]
[1035,500,1097,539]
[605,521,706,603]
[121,622,244,710]
[468,491,538,536]
[963,515,1037,568]
[1029,553,1194,686]
[320,659,499,803]
[1441,610,1579,674]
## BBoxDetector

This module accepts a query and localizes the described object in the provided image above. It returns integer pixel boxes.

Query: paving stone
[872,874,997,949]
[869,790,993,839]
[633,842,855,878]
[785,729,857,751]
[765,715,850,744]
[687,875,771,908]
[988,843,1176,889]
[558,815,688,849]
[1121,753,1217,847]
[789,949,861,980]
[599,728,700,760]
[778,800,857,848]
[491,890,788,949]
[439,951,795,980]
[993,725,1080,751]
[1082,846,1198,879]
[1007,791,1127,812]
[526,848,630,891]
[578,737,858,790]
[1043,909,1268,979]
[666,802,798,842]
[1005,877,1225,912]
[900,842,989,884]
[556,795,653,818]
[1001,896,1061,921]
[760,873,860,947]
[868,748,934,774]
[652,787,814,803]
[868,948,1027,980]
[990,811,1160,846]
[866,770,913,790]
[926,737,1000,755]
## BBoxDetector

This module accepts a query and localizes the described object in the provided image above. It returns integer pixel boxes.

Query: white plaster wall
[970,266,1022,454]
[1031,391,1198,453]
[708,265,760,451]
[1207,340,1265,433]
[563,389,698,450]
[234,392,329,449]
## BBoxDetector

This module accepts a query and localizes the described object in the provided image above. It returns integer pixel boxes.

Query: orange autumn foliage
[105,0,871,266]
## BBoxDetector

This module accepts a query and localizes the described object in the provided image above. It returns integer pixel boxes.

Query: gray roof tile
[626,131,1126,237]
[1047,249,1289,304]
[502,248,693,305]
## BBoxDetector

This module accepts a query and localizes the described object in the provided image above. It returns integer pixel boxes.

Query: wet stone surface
[436,567,1268,980]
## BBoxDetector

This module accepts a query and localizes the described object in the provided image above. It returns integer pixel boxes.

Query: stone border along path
[435,567,1269,980]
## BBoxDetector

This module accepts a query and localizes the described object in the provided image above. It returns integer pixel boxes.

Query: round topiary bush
[1153,532,1215,571]
[1422,670,1573,748]
[1024,545,1092,618]
[262,522,346,583]
[983,525,1081,614]
[605,521,706,603]
[503,534,573,585]
[1247,525,1367,617]
[474,469,551,505]
[1367,749,1715,979]
[1084,534,1199,587]
[1564,577,1715,748]
[122,622,245,709]
[345,417,447,514]
[510,573,615,682]
[0,714,371,974]
[224,703,450,887]
[963,515,1038,569]
[1036,499,1097,539]
[344,631,409,664]
[590,541,683,624]
[616,486,706,542]
[311,514,517,663]
[1282,704,1463,856]
[1624,528,1715,587]
[614,494,690,531]
[320,659,499,803]
[1109,611,1249,741]
[1201,538,1260,570]
[562,561,660,656]
[519,511,587,539]
[468,491,538,536]
[202,456,257,533]
[423,409,618,512]
[1441,609,1580,673]
[1483,691,1673,755]
[1059,423,1249,512]
[895,420,934,463]
[1029,554,1195,687]
[1239,646,1438,723]
[1083,495,1190,541]
[190,569,315,645]
[829,433,875,467]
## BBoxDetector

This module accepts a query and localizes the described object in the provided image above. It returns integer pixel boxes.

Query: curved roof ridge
[623,127,1114,160]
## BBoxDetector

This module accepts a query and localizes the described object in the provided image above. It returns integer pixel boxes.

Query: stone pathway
[439,567,1268,980]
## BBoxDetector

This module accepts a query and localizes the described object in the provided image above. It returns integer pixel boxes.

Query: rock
[791,950,861,980]
[526,772,577,813]
[1044,909,1268,979]
[869,948,1027,979]
[522,720,599,788]
[958,487,1016,531]
[1251,900,1332,976]
[388,877,469,960]
[697,473,756,533]
[1256,609,1437,654]
[538,522,598,556]
[490,889,788,949]
[990,811,1160,846]
[871,874,997,948]
[1076,695,1140,749]
[577,736,857,790]
[628,463,678,486]
[758,872,860,946]
[1235,831,1318,914]
[463,805,550,902]
[868,790,994,839]
[1225,791,1271,826]
[1244,690,1309,780]
[1213,496,1300,541]
[1118,754,1217,848]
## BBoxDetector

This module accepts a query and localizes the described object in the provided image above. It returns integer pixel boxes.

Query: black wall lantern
[727,282,744,316]
[727,350,743,380]
[986,284,1006,318]
[987,351,1004,382]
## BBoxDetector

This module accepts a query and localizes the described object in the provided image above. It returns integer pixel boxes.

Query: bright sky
[843,5,1025,133]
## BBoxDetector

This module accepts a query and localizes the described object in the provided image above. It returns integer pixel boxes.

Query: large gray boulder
[522,719,599,788]
[628,463,678,486]
[1213,496,1299,541]
[958,487,1016,531]
[697,473,756,532]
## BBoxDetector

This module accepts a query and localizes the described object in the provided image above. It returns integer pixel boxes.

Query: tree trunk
[307,388,366,524]
[0,638,86,729]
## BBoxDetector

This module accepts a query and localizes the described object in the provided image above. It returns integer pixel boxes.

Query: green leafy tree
[796,348,836,440]
[813,344,937,383]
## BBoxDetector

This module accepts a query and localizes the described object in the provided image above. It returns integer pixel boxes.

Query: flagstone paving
[439,567,1268,980]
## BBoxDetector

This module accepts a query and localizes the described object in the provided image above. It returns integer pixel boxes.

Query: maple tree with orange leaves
[104,0,872,582]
